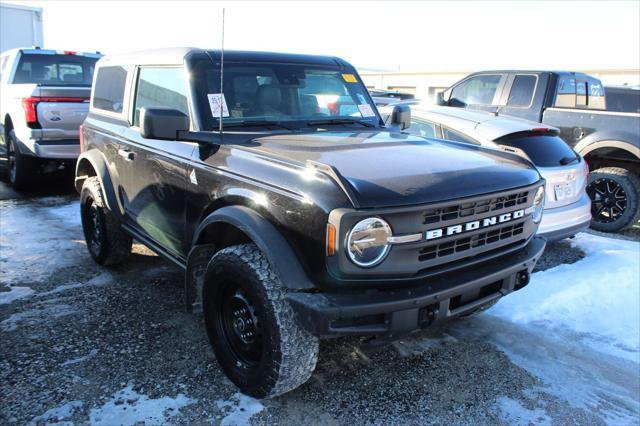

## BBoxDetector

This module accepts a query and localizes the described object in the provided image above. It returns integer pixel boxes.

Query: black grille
[419,222,525,262]
[423,191,529,225]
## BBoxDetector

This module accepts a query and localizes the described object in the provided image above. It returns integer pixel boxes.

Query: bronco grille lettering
[425,209,526,241]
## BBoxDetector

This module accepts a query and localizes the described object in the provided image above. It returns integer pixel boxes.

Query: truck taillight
[79,124,85,152]
[21,97,39,125]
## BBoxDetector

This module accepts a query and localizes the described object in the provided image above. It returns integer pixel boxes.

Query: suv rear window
[496,133,579,167]
[12,53,98,86]
[92,66,128,113]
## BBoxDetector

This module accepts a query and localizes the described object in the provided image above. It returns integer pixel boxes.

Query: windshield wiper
[306,118,374,128]
[221,120,296,130]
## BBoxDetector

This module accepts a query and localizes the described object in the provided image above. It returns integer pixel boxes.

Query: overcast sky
[7,0,640,71]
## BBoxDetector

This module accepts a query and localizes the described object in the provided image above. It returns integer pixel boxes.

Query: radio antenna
[218,8,225,135]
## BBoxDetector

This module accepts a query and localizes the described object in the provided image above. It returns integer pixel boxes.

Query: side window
[576,80,587,107]
[442,128,477,145]
[409,119,437,138]
[133,67,189,127]
[555,75,576,108]
[450,75,502,107]
[507,75,537,107]
[93,66,128,113]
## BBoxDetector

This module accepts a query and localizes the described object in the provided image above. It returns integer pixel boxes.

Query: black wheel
[203,244,319,398]
[80,177,132,265]
[6,130,38,190]
[586,167,640,232]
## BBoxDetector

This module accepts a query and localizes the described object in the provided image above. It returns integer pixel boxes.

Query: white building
[1,3,44,53]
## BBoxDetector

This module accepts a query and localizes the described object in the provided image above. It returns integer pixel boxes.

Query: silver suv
[0,48,101,189]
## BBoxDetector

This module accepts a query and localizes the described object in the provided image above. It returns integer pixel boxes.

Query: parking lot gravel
[1,180,638,425]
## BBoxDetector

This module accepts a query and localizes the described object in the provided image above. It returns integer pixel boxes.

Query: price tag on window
[358,104,376,117]
[207,93,230,118]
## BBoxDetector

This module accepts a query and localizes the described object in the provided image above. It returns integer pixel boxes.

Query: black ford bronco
[76,48,546,398]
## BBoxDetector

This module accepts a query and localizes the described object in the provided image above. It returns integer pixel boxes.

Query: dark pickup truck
[438,71,640,232]
[77,48,546,398]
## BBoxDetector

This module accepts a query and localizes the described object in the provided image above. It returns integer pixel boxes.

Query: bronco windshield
[190,60,381,130]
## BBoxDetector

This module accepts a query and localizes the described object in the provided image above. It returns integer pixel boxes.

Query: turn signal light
[326,223,336,256]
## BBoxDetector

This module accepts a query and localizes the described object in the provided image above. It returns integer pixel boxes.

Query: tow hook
[515,270,530,290]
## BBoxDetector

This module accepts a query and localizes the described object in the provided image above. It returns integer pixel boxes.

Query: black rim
[587,178,627,224]
[216,281,262,368]
[84,199,104,255]
[7,140,16,183]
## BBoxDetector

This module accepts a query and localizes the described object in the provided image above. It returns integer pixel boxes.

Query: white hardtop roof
[410,105,559,141]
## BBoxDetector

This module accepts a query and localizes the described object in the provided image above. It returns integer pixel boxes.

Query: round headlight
[532,186,545,223]
[346,218,392,267]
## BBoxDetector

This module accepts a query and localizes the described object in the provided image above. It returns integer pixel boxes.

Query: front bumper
[537,193,591,242]
[287,236,546,338]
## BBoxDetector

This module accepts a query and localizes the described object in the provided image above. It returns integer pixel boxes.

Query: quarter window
[507,75,536,107]
[450,75,501,106]
[442,128,477,145]
[93,66,128,113]
[133,67,189,127]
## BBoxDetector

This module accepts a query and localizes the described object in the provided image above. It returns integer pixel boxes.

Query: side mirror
[389,104,411,131]
[140,107,189,140]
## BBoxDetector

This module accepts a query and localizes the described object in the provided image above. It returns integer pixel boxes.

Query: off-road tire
[6,130,38,190]
[80,177,132,265]
[203,243,319,398]
[587,167,640,232]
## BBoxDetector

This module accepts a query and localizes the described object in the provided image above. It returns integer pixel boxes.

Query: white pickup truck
[0,48,101,189]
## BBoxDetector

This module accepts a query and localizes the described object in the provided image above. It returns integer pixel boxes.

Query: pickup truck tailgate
[35,86,91,139]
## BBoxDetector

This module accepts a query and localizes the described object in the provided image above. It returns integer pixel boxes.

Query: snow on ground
[89,385,196,425]
[494,397,551,426]
[0,285,34,304]
[488,232,640,362]
[30,400,83,425]
[0,198,83,284]
[60,349,99,367]
[216,392,265,426]
[0,299,77,331]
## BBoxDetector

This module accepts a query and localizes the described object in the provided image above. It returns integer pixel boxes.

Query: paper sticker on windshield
[358,104,375,117]
[207,93,230,118]
[342,73,358,83]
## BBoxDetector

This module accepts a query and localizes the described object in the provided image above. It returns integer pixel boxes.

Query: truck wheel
[203,244,319,398]
[80,177,132,265]
[586,167,640,232]
[6,130,38,190]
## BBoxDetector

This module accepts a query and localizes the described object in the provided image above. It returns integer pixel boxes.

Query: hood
[240,130,541,208]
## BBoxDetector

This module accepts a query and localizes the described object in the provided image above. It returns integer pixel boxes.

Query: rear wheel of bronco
[586,167,640,232]
[6,130,38,190]
[80,177,132,265]
[203,244,319,398]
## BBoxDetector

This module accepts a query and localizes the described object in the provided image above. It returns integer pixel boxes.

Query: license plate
[554,183,573,200]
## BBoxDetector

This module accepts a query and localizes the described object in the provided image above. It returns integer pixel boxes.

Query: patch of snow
[89,385,195,425]
[0,199,85,284]
[61,349,99,367]
[216,392,265,426]
[488,233,640,361]
[30,400,83,425]
[0,300,77,331]
[0,285,34,304]
[37,272,113,297]
[494,397,551,426]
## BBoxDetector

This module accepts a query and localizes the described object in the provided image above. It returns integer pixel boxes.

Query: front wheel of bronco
[80,177,132,265]
[203,244,319,398]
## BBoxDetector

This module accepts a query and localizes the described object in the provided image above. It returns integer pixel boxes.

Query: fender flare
[75,149,124,219]
[192,205,315,291]
[573,131,640,160]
